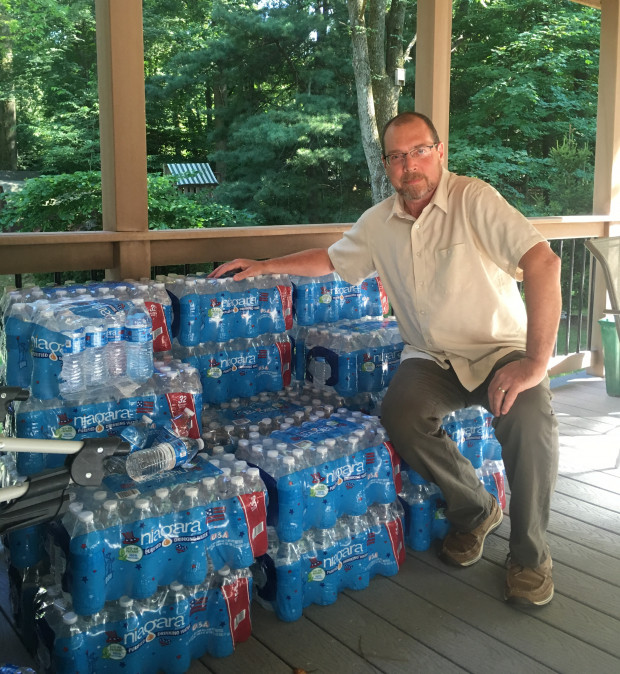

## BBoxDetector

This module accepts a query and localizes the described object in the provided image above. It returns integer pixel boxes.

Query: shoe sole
[505,587,554,606]
[440,507,504,567]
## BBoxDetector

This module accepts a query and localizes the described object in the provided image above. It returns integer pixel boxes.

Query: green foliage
[0,171,261,233]
[147,174,263,229]
[0,171,103,232]
[212,97,368,225]
[0,0,603,226]
[1,0,100,172]
[449,0,599,215]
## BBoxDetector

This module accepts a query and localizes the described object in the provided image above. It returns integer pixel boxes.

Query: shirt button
[414,224,420,229]
[420,310,426,315]
[416,251,421,257]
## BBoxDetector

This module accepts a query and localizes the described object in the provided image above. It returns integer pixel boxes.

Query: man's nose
[402,151,418,169]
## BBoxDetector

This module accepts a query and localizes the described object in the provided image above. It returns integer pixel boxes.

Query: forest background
[0,0,601,234]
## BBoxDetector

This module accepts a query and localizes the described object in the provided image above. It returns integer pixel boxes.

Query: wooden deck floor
[1,375,619,673]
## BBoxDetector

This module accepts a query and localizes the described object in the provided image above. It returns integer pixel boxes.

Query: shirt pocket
[434,243,474,294]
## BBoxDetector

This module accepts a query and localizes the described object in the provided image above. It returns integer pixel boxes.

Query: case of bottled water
[2,451,263,670]
[0,281,176,403]
[164,273,293,344]
[291,272,388,325]
[253,501,405,622]
[13,359,203,476]
[398,469,452,552]
[291,316,404,396]
[32,569,253,672]
[442,405,503,469]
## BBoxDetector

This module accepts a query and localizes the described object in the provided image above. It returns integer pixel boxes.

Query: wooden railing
[1,214,618,376]
[0,215,613,277]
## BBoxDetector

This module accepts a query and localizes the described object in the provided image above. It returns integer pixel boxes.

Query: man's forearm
[260,248,335,277]
[521,243,562,372]
[209,247,335,281]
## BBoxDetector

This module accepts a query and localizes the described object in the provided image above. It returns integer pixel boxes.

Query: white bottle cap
[63,611,79,625]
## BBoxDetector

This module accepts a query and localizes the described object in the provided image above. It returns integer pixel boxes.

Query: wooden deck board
[303,591,466,673]
[343,576,554,674]
[1,376,619,672]
[398,553,620,672]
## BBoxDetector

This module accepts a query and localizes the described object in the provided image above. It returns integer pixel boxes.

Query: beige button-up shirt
[328,169,547,391]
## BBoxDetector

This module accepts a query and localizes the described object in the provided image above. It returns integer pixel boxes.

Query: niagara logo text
[221,296,258,310]
[139,518,202,546]
[73,407,132,428]
[30,335,64,355]
[124,614,186,646]
[323,542,365,570]
[220,354,257,368]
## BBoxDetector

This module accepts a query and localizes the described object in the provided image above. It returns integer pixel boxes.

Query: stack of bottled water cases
[291,272,388,325]
[199,390,405,622]
[164,273,294,404]
[291,317,404,399]
[4,453,267,671]
[398,406,507,552]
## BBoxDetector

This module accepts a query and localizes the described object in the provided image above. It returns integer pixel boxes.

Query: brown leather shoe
[505,555,554,606]
[440,498,503,567]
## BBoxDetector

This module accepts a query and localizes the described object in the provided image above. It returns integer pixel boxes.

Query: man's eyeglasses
[384,143,439,166]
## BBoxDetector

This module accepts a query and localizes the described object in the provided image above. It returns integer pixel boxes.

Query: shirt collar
[390,167,451,221]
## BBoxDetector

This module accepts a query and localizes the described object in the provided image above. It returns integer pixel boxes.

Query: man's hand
[489,357,548,417]
[209,259,266,281]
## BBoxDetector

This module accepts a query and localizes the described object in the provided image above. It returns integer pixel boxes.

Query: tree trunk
[347,0,410,204]
[0,17,17,171]
[0,98,17,170]
[347,0,388,204]
[213,79,228,183]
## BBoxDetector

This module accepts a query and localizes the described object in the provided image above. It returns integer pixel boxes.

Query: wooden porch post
[589,0,620,375]
[414,0,453,161]
[95,0,150,280]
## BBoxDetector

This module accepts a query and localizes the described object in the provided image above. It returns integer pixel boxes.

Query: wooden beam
[95,0,149,279]
[414,0,453,161]
[589,0,620,374]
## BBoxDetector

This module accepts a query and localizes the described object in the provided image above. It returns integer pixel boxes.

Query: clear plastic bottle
[124,298,154,383]
[57,311,86,398]
[125,436,204,481]
[84,322,108,388]
[105,308,126,378]
[53,611,84,673]
[4,301,35,388]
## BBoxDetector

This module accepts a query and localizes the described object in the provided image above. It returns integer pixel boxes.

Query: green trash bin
[599,317,620,397]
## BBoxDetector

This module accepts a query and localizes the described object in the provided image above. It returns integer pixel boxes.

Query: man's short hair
[381,112,441,155]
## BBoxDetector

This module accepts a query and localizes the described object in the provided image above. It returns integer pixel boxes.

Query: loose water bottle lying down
[125,433,204,481]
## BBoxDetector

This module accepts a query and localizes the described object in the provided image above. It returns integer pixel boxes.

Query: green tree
[449,0,599,214]
[0,0,100,172]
